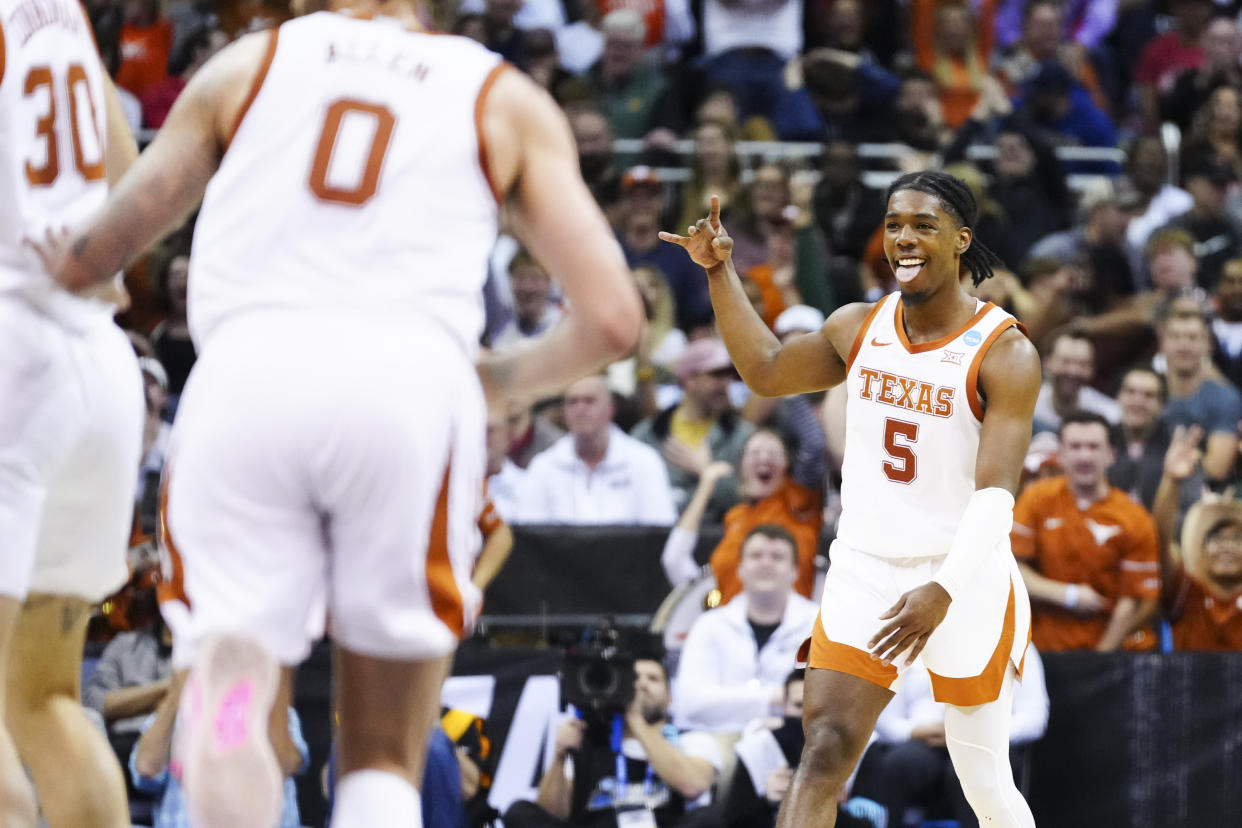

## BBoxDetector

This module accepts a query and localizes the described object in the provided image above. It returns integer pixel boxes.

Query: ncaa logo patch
[963,330,982,347]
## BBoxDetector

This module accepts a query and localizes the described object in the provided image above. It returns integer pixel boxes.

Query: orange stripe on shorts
[427,460,465,637]
[155,472,190,608]
[928,580,1017,706]
[805,615,898,689]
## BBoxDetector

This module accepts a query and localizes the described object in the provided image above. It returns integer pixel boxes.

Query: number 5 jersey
[835,292,1022,561]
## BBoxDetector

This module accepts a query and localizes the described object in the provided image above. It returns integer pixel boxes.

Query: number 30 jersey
[190,12,504,356]
[0,0,108,297]
[835,292,1021,560]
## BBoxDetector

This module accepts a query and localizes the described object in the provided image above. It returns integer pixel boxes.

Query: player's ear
[956,225,972,255]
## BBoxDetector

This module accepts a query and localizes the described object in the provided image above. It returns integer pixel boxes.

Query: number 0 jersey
[0,0,108,298]
[835,292,1021,560]
[190,12,504,356]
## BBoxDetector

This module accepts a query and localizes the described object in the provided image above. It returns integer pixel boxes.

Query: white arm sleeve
[932,487,1015,601]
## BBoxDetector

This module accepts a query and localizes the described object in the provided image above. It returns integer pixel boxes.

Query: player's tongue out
[894,256,926,283]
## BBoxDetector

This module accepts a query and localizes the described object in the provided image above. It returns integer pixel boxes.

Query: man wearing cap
[1164,155,1242,289]
[1155,425,1242,650]
[632,338,754,520]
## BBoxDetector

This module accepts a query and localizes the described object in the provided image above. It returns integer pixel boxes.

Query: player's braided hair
[884,170,1005,287]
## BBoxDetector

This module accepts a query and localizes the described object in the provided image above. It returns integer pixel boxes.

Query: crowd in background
[69,1,1242,826]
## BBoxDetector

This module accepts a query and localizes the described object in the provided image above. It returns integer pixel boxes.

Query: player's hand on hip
[23,225,77,290]
[658,194,734,270]
[868,582,952,667]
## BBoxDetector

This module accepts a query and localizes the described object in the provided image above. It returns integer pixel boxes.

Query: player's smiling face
[883,190,972,303]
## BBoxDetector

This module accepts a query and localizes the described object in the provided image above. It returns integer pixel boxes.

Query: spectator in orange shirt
[911,0,998,130]
[116,0,175,98]
[1153,425,1242,651]
[661,429,822,604]
[1012,410,1162,652]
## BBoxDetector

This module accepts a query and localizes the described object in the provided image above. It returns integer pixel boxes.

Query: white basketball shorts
[161,310,485,669]
[0,295,143,602]
[801,539,1032,705]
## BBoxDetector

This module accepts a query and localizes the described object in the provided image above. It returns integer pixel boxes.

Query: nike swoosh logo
[871,338,892,347]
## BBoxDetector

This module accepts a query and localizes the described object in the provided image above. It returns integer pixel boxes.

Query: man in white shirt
[1032,329,1121,435]
[516,375,677,525]
[674,525,818,734]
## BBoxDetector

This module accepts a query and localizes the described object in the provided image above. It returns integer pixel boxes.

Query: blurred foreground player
[44,1,643,826]
[0,1,143,825]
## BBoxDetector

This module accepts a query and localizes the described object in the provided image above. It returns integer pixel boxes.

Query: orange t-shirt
[116,20,174,97]
[744,263,788,330]
[1167,568,1242,651]
[911,0,997,129]
[1011,477,1161,652]
[710,479,822,604]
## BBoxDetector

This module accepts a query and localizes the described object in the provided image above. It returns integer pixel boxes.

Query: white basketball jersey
[190,12,504,355]
[835,293,1021,560]
[0,0,108,298]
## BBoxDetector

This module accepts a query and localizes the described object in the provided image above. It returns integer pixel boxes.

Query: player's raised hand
[867,582,952,667]
[658,195,733,270]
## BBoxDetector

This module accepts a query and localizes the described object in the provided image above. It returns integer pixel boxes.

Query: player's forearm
[480,311,641,406]
[473,525,513,590]
[932,488,1014,601]
[705,259,785,397]
[1095,597,1157,652]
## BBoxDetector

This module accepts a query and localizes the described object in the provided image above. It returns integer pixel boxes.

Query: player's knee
[800,714,868,782]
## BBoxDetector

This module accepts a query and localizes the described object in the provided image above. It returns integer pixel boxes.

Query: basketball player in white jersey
[661,170,1040,828]
[40,1,643,827]
[0,2,145,826]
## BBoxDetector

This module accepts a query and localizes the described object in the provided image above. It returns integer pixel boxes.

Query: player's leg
[9,320,144,827]
[0,300,76,828]
[923,554,1034,828]
[0,597,37,828]
[322,326,486,828]
[6,595,128,828]
[776,668,892,828]
[331,648,454,827]
[943,666,1034,828]
[161,331,332,828]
